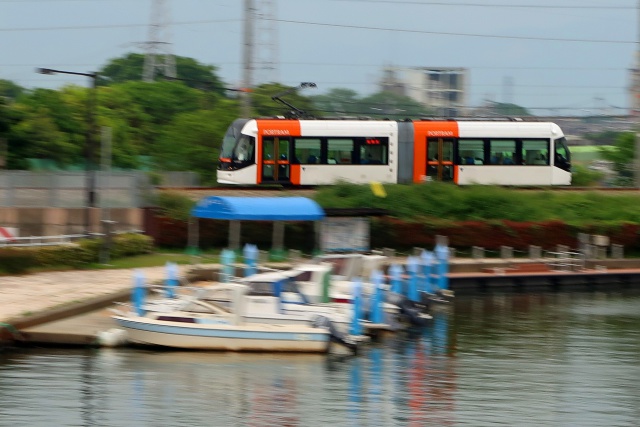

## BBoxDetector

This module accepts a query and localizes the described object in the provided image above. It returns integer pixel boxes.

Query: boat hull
[113,316,330,353]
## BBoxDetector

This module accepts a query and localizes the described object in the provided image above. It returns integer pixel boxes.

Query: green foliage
[109,233,154,258]
[314,183,640,225]
[488,102,532,117]
[0,234,154,273]
[0,249,36,274]
[571,164,605,186]
[598,132,635,184]
[98,53,226,96]
[0,79,24,99]
[250,83,317,118]
[155,104,238,184]
[585,130,625,146]
[150,191,196,222]
[33,244,95,268]
[310,88,360,117]
[310,88,434,119]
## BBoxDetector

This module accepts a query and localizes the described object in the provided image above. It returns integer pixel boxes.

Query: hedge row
[147,212,640,253]
[0,233,154,275]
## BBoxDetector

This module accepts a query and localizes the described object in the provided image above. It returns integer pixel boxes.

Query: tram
[217,118,571,186]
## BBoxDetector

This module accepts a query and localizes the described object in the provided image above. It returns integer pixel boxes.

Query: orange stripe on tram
[412,122,460,183]
[255,120,302,184]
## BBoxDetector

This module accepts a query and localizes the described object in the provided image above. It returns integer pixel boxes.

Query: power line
[0,17,633,44]
[324,0,635,10]
[2,0,630,8]
[0,62,631,72]
[274,18,634,44]
[0,19,239,32]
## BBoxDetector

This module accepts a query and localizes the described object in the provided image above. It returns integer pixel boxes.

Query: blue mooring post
[406,256,419,302]
[220,249,235,283]
[350,277,364,336]
[435,244,450,291]
[243,243,258,277]
[420,250,434,295]
[164,261,178,298]
[369,270,385,324]
[132,269,146,316]
[389,263,403,295]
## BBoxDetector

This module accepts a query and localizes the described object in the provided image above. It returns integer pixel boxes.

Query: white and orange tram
[217,118,571,186]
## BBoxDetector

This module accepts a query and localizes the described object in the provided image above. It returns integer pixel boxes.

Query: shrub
[149,191,196,222]
[109,233,154,258]
[0,248,37,274]
[33,244,95,268]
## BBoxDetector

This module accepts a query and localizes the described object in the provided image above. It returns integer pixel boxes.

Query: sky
[0,0,637,116]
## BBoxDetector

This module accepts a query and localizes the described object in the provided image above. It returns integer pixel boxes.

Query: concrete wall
[0,207,143,236]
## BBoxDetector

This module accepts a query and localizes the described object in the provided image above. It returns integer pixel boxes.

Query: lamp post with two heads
[37,67,98,235]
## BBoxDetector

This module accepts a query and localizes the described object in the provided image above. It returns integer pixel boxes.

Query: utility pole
[37,68,98,235]
[635,0,640,187]
[256,0,279,84]
[241,0,255,118]
[143,0,176,82]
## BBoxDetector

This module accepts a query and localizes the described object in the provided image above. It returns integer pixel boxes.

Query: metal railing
[0,230,143,248]
[544,250,586,272]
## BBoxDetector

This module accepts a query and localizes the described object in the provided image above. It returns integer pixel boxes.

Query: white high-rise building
[380,66,468,117]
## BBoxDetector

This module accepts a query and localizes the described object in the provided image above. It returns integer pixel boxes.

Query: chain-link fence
[0,171,198,208]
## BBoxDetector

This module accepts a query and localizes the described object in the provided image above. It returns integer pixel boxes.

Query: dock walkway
[2,257,640,346]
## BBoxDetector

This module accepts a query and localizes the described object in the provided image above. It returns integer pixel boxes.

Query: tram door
[261,137,291,183]
[426,138,455,182]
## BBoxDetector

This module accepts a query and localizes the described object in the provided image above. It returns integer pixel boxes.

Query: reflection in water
[1,293,640,426]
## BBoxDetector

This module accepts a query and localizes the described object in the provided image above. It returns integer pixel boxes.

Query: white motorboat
[112,282,341,353]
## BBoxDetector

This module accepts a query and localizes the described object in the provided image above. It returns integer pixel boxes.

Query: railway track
[157,185,640,200]
[156,186,318,200]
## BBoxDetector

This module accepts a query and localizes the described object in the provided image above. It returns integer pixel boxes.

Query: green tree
[98,53,227,96]
[358,91,433,120]
[6,103,79,168]
[599,132,635,185]
[490,102,532,117]
[98,81,203,157]
[0,79,24,99]
[155,100,239,184]
[250,83,316,118]
[310,88,361,117]
[584,130,623,146]
[8,88,85,168]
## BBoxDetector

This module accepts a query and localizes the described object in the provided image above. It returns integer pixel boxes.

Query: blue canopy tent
[190,196,325,252]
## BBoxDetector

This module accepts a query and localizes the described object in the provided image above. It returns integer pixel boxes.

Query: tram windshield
[554,137,571,172]
[220,119,249,159]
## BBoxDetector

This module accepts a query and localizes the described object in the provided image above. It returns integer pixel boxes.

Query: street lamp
[37,67,98,235]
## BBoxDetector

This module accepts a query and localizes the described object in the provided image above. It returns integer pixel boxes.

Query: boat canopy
[191,196,325,221]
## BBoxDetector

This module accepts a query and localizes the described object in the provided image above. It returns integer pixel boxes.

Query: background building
[379,66,468,117]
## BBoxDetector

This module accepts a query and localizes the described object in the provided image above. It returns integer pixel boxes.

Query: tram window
[427,138,455,162]
[294,138,321,164]
[328,138,354,164]
[359,137,388,164]
[458,139,484,165]
[278,138,290,161]
[523,139,549,165]
[489,139,517,165]
[233,135,254,162]
[263,138,275,160]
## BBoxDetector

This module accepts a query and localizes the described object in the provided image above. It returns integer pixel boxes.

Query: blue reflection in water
[2,293,640,427]
[348,355,361,426]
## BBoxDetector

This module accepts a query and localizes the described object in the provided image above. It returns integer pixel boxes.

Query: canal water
[1,291,639,427]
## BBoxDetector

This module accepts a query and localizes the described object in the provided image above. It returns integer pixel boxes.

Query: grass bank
[313,183,640,224]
